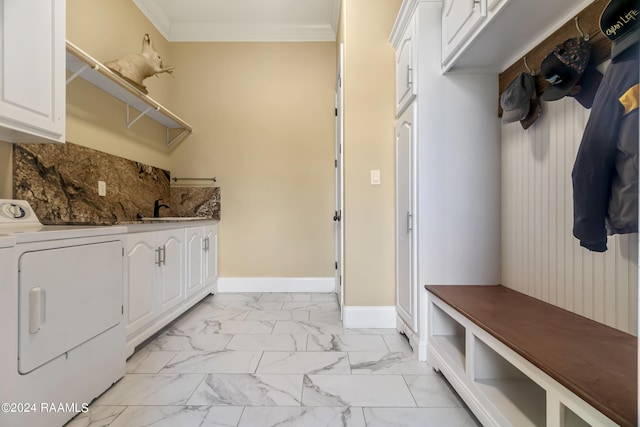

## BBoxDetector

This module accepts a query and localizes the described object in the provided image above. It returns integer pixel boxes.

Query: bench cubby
[426,285,636,427]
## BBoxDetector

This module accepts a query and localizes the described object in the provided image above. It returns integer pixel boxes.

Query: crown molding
[168,23,336,42]
[132,0,338,42]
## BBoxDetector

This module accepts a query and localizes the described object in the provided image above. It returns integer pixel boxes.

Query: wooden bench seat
[425,285,637,427]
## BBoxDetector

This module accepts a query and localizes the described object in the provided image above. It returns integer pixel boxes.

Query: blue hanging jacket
[572,46,639,252]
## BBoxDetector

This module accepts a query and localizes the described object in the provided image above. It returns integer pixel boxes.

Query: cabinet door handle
[407,66,413,87]
[155,247,162,266]
[407,212,413,233]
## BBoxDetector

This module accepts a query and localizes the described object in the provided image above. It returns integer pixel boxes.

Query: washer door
[18,240,122,374]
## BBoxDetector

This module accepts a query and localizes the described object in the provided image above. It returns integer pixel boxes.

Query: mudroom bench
[425,285,637,427]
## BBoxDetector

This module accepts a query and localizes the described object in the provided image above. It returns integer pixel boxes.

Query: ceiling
[132,0,341,42]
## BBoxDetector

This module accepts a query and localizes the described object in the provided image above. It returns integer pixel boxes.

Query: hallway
[68,292,479,426]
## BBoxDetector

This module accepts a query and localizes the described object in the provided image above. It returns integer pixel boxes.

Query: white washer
[0,200,127,427]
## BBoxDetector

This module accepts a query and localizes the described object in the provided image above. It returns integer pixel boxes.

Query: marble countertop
[123,218,218,233]
[40,217,218,233]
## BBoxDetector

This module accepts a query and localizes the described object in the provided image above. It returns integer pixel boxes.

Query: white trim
[132,0,172,40]
[132,0,337,42]
[342,306,396,329]
[167,23,336,42]
[216,277,335,293]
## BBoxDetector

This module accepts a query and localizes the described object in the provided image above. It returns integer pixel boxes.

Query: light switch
[98,181,106,197]
[370,170,381,185]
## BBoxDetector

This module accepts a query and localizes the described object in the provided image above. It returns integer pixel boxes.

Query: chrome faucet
[153,199,169,217]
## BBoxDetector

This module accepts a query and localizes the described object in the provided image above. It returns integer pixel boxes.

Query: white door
[395,18,415,114]
[157,230,185,314]
[126,234,157,336]
[0,0,65,142]
[334,43,345,317]
[442,0,486,64]
[204,224,218,286]
[185,226,204,298]
[18,240,123,373]
[395,103,417,331]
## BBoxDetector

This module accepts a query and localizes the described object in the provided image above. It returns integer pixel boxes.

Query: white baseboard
[216,277,335,293]
[343,306,396,329]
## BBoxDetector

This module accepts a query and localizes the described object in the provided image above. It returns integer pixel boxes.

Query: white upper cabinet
[441,0,487,67]
[0,0,65,143]
[395,16,416,116]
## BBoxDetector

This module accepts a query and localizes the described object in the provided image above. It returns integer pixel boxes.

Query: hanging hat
[520,86,542,130]
[600,0,640,60]
[569,62,603,108]
[541,37,591,102]
[501,72,534,123]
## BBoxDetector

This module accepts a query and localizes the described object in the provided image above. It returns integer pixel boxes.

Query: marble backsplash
[13,142,219,224]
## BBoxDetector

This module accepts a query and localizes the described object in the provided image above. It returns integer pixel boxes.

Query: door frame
[335,43,345,318]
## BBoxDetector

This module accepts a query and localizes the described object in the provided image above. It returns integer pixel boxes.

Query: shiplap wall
[501,95,638,336]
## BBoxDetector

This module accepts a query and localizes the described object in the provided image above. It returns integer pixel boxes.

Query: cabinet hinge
[335,261,338,270]
[121,305,124,315]
[335,159,338,168]
[122,247,124,257]
[335,108,338,117]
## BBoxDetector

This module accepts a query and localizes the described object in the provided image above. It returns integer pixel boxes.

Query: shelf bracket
[66,64,90,85]
[167,128,191,147]
[126,104,156,129]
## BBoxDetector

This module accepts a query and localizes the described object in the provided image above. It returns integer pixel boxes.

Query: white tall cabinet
[390,0,501,361]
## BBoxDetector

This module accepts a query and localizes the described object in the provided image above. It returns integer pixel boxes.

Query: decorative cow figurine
[104,34,174,94]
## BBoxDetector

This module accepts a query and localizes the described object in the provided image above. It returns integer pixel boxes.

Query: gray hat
[520,88,542,130]
[600,0,640,60]
[501,72,534,123]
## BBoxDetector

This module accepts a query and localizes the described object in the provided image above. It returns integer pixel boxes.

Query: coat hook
[523,57,535,76]
[575,17,589,41]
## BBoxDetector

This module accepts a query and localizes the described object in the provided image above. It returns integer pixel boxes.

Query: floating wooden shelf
[65,41,192,146]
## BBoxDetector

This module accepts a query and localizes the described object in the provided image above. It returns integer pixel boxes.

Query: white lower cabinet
[185,223,218,300]
[125,222,218,356]
[126,229,184,338]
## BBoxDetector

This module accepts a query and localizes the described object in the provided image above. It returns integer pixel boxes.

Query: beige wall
[341,0,401,306]
[169,43,336,278]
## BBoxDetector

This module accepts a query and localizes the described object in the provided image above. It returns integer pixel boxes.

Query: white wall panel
[501,97,638,335]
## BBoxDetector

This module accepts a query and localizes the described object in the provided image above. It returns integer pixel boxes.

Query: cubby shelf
[65,41,192,147]
[426,287,625,427]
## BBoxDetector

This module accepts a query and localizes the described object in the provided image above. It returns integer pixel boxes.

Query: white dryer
[0,200,127,427]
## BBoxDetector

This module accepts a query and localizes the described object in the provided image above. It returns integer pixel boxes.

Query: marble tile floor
[67,293,480,427]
